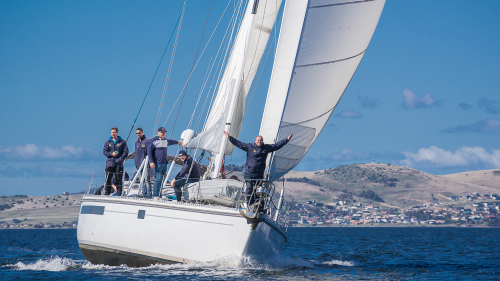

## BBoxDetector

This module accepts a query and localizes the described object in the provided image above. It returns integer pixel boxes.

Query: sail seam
[309,0,375,9]
[295,49,365,68]
[281,105,336,127]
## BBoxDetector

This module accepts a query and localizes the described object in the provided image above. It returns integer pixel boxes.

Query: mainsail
[186,0,283,155]
[260,0,386,181]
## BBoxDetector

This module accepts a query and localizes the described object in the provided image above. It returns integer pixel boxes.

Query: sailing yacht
[77,0,385,266]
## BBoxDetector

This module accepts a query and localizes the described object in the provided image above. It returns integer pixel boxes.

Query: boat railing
[83,173,289,230]
[238,179,288,230]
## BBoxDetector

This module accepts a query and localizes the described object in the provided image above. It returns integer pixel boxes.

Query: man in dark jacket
[134,128,151,197]
[171,150,200,202]
[103,127,129,195]
[223,131,292,204]
[147,127,183,198]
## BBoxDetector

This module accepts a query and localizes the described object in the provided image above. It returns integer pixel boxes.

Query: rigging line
[187,56,213,128]
[186,0,243,133]
[124,8,184,142]
[243,0,267,82]
[161,0,234,129]
[244,19,275,113]
[153,0,187,137]
[168,0,215,139]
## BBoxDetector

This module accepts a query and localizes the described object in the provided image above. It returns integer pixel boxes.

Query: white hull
[77,196,287,266]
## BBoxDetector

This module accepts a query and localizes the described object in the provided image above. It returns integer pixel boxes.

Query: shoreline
[2,225,498,230]
[290,224,498,228]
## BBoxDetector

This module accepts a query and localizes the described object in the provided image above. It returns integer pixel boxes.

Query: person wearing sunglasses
[134,128,152,197]
[171,150,200,202]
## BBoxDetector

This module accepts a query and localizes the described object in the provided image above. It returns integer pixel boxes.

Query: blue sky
[1,0,499,196]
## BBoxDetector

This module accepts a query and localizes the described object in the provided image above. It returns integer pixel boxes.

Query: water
[1,227,499,280]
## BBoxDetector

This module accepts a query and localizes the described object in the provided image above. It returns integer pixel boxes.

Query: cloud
[0,165,93,178]
[329,148,367,162]
[357,96,379,109]
[442,118,500,134]
[335,110,363,118]
[0,144,99,161]
[401,146,500,169]
[295,149,406,171]
[326,124,339,132]
[459,102,472,110]
[401,89,439,109]
[478,97,499,114]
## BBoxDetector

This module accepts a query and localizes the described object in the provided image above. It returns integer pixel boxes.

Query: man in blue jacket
[147,127,183,198]
[134,128,152,197]
[103,127,129,196]
[223,131,292,204]
[171,150,200,202]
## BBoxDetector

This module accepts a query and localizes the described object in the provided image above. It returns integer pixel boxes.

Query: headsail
[186,0,283,155]
[260,0,386,181]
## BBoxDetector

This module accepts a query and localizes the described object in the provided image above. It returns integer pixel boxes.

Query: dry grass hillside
[282,164,500,208]
[0,194,83,225]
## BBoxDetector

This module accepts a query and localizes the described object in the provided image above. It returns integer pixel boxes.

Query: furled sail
[260,0,386,181]
[186,0,283,154]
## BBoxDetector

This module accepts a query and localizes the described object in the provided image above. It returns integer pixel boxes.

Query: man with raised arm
[223,131,293,205]
[171,150,200,202]
[103,127,129,196]
[147,127,183,198]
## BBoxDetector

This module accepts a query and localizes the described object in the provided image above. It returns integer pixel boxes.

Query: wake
[6,254,355,273]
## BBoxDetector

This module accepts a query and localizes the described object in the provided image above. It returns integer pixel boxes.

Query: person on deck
[171,150,200,202]
[147,127,183,198]
[134,128,152,197]
[111,172,129,196]
[223,131,292,205]
[103,127,129,196]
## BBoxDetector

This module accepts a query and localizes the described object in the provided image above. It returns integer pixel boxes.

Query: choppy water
[1,227,499,280]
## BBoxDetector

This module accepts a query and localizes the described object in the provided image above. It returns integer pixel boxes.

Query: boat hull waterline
[77,196,287,267]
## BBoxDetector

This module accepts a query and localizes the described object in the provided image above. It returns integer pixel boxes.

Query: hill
[0,194,83,226]
[281,164,500,208]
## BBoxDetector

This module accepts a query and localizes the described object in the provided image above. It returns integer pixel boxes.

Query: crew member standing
[134,128,151,197]
[147,127,183,198]
[103,127,129,196]
[223,131,292,204]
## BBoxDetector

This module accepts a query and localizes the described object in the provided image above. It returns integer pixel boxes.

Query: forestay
[186,0,283,155]
[260,0,386,181]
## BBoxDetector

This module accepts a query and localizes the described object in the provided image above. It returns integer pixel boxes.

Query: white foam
[13,257,79,271]
[321,260,355,267]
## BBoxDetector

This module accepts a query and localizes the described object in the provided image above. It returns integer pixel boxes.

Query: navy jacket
[103,136,129,168]
[229,136,289,178]
[147,136,179,165]
[175,157,201,182]
[134,136,149,169]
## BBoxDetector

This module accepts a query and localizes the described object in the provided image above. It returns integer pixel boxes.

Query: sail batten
[260,0,386,181]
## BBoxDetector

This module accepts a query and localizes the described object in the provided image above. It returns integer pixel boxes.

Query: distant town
[0,219,78,229]
[287,192,500,227]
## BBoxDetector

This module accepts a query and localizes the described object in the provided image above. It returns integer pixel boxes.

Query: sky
[1,0,499,196]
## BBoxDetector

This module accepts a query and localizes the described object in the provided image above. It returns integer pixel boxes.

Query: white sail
[260,0,386,181]
[186,0,283,155]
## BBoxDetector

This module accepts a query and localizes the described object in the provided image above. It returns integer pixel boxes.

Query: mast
[212,0,260,178]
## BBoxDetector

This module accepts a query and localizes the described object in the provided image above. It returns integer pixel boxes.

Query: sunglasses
[136,132,142,134]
